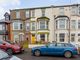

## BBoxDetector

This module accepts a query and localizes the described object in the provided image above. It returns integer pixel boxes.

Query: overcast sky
[0,0,80,19]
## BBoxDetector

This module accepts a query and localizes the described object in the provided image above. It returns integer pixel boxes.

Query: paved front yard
[15,49,80,60]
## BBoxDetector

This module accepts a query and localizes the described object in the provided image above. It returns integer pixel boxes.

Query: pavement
[15,48,80,60]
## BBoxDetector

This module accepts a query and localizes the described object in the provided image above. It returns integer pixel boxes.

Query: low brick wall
[28,44,45,48]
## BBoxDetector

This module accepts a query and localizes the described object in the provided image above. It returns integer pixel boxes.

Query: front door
[31,34,35,44]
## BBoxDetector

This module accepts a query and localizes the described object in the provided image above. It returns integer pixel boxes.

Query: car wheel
[34,50,41,56]
[64,51,72,58]
[6,49,13,55]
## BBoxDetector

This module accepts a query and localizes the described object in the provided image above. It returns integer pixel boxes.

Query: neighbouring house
[10,4,80,44]
[0,12,11,41]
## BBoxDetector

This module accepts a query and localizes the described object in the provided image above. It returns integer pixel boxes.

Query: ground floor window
[59,33,65,42]
[40,34,45,41]
[19,34,24,41]
[78,34,80,42]
[13,32,19,42]
[71,34,75,42]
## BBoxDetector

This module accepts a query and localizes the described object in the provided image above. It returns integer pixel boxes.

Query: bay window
[40,21,45,29]
[59,19,65,29]
[39,20,48,30]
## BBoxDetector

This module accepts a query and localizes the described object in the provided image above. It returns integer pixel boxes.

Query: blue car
[31,43,78,58]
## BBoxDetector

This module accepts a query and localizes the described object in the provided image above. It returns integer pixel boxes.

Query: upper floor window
[31,10,35,17]
[78,20,80,29]
[40,21,45,29]
[79,7,80,15]
[41,9,45,17]
[31,22,35,31]
[16,11,20,18]
[13,21,23,30]
[26,23,30,31]
[0,25,5,30]
[26,10,30,18]
[59,7,64,15]
[58,19,65,29]
[71,6,78,15]
[71,20,76,29]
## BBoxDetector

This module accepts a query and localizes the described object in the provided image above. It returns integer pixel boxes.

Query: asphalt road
[15,49,80,60]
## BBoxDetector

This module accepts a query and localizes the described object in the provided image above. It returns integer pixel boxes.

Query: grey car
[0,49,22,60]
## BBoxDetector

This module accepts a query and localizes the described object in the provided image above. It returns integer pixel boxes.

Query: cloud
[0,0,20,6]
[0,0,21,19]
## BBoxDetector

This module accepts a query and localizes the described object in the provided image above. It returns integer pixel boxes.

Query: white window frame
[13,21,23,30]
[16,11,20,18]
[26,10,30,18]
[31,10,35,17]
[59,7,64,15]
[58,18,66,29]
[71,20,76,29]
[31,22,35,31]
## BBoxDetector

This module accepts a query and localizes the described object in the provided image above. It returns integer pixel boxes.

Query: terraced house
[0,12,11,41]
[10,4,80,44]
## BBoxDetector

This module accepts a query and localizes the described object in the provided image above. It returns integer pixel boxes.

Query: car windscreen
[0,50,9,59]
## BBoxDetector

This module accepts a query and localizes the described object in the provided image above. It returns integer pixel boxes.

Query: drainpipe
[68,17,70,43]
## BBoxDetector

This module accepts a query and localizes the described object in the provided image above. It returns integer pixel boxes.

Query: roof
[10,4,80,11]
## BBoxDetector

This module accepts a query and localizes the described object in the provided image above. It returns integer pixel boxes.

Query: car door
[44,43,57,55]
[54,43,65,55]
[41,44,56,55]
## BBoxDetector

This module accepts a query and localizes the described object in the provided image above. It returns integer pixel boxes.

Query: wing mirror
[46,44,48,48]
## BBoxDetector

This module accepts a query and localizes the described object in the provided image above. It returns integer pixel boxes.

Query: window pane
[59,33,65,42]
[59,7,64,15]
[41,9,45,16]
[13,22,18,29]
[59,19,65,29]
[16,11,20,18]
[26,23,30,31]
[71,6,77,15]
[20,24,23,29]
[71,20,76,29]
[40,21,45,29]
[79,7,80,14]
[71,34,75,42]
[32,22,35,31]
[31,10,35,17]
[0,25,2,30]
[78,20,80,29]
[26,10,29,18]
[78,33,80,42]
[40,34,45,41]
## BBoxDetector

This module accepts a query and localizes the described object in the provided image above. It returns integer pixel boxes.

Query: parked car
[31,43,78,58]
[70,42,80,54]
[0,49,22,60]
[0,40,24,55]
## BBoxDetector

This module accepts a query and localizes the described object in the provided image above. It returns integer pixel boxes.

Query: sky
[0,0,80,19]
